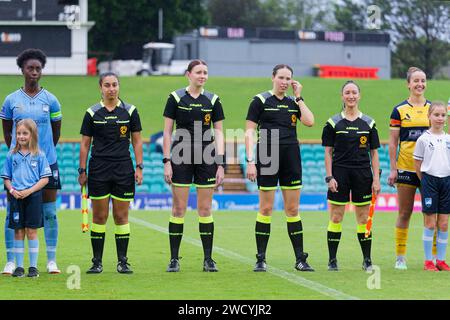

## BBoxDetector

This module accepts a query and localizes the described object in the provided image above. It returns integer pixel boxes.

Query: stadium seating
[238,143,396,194]
[0,142,396,194]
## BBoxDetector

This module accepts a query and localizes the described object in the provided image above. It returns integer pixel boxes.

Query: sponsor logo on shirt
[408,129,424,140]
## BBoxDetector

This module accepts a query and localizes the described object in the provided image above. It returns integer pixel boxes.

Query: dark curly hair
[16,48,47,69]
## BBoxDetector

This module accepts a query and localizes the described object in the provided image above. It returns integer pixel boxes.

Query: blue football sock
[437,230,448,261]
[43,202,58,262]
[5,202,15,262]
[28,239,39,268]
[423,227,435,261]
[14,239,24,268]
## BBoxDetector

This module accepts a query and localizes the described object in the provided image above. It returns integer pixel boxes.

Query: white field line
[129,216,360,300]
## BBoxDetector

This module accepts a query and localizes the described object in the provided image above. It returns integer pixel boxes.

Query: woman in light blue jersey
[1,49,62,275]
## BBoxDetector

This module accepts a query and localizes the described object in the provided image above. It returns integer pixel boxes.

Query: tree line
[88,0,450,79]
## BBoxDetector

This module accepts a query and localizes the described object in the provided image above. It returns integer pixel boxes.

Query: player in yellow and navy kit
[79,72,143,274]
[163,60,225,273]
[245,64,315,272]
[388,67,431,270]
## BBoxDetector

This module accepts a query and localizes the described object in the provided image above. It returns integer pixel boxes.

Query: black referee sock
[255,213,271,256]
[287,216,304,260]
[199,216,214,260]
[327,221,342,261]
[357,224,372,259]
[169,217,184,259]
[90,223,106,262]
[115,224,130,261]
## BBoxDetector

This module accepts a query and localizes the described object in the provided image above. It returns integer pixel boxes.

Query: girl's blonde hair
[12,119,39,155]
[428,100,446,117]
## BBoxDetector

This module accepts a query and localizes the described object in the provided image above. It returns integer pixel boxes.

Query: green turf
[1,75,448,140]
[1,209,449,300]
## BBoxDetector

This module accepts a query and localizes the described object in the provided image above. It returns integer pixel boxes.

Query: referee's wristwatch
[136,163,144,170]
[295,96,304,103]
[325,176,334,183]
[78,168,86,175]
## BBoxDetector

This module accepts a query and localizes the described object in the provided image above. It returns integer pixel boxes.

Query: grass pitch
[1,209,449,300]
[0,75,449,140]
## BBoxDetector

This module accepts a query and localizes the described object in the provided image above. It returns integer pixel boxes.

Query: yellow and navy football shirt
[390,99,431,172]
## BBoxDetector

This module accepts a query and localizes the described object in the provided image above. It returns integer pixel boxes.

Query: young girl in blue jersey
[1,119,52,277]
[413,101,450,271]
[1,49,62,275]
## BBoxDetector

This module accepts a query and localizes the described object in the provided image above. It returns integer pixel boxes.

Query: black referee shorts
[171,144,217,188]
[256,144,302,191]
[88,158,135,201]
[328,166,372,206]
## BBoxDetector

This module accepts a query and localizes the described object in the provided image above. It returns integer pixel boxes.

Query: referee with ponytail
[79,72,143,274]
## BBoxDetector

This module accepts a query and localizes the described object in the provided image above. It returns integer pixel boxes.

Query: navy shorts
[256,144,302,190]
[44,162,62,190]
[8,190,43,229]
[397,170,420,188]
[328,166,373,205]
[421,173,450,214]
[88,158,135,201]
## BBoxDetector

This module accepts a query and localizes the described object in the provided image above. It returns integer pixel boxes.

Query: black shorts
[397,170,420,188]
[44,162,62,190]
[256,144,302,191]
[421,173,450,214]
[88,158,135,201]
[8,190,43,229]
[328,166,372,205]
[171,144,217,188]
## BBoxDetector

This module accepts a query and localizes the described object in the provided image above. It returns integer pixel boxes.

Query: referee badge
[120,125,128,137]
[204,113,211,125]
[359,136,367,148]
[291,114,297,126]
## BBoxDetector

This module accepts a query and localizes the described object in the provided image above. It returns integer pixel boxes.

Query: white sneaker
[395,256,407,270]
[2,261,15,275]
[47,261,61,274]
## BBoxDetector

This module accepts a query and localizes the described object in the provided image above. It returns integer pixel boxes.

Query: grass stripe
[129,216,360,301]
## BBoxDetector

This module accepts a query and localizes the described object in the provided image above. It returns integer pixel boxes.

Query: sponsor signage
[0,193,413,211]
